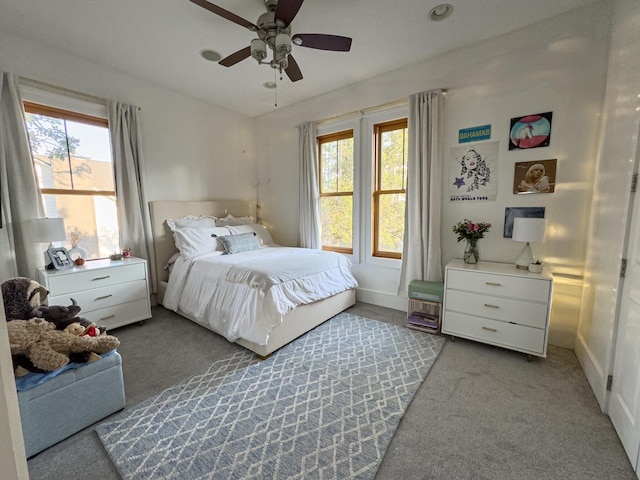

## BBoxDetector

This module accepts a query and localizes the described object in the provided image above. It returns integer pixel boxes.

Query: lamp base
[514,242,534,269]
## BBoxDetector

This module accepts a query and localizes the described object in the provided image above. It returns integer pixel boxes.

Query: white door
[609,171,640,475]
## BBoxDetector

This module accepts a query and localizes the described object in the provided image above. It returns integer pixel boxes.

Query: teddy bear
[1,277,49,322]
[7,318,120,376]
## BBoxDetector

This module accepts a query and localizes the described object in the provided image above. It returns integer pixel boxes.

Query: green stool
[407,280,444,334]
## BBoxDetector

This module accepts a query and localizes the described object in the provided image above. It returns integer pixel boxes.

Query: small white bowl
[528,263,543,273]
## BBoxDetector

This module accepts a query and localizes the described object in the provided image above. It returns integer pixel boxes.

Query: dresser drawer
[44,263,146,295]
[48,279,148,314]
[446,269,550,302]
[445,290,549,329]
[443,311,546,355]
[81,298,151,330]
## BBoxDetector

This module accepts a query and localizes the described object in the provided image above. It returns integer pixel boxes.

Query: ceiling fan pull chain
[274,68,278,107]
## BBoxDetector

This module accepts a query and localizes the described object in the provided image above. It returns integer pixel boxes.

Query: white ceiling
[0,0,598,118]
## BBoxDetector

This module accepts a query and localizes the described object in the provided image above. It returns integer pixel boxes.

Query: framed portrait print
[46,246,73,270]
[514,159,557,194]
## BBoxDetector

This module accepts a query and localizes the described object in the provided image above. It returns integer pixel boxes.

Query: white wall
[575,0,640,409]
[253,1,611,348]
[0,30,257,205]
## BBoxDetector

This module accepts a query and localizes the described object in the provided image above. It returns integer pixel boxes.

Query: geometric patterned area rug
[96,313,445,480]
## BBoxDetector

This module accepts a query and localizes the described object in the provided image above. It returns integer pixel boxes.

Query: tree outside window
[318,130,354,253]
[373,119,407,259]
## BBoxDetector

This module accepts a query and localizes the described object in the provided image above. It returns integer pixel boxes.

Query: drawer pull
[95,294,113,301]
[100,314,116,321]
[92,275,111,281]
[483,303,499,309]
[485,282,501,286]
[482,326,498,332]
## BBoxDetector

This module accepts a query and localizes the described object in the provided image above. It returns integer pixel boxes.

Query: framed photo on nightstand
[46,247,73,270]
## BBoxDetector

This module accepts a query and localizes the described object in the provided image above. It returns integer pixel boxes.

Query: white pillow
[167,215,218,232]
[172,227,231,259]
[215,214,255,227]
[228,224,274,245]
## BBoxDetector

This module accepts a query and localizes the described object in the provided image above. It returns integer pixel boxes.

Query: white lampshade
[512,217,546,269]
[29,218,66,244]
[512,217,546,243]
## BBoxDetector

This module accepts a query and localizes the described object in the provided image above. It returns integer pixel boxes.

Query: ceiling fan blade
[285,55,303,82]
[275,0,304,26]
[219,46,252,67]
[292,34,352,52]
[190,0,258,31]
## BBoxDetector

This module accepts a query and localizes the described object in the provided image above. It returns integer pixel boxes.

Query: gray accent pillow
[217,232,261,254]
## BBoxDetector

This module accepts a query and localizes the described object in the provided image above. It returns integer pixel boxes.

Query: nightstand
[37,257,151,330]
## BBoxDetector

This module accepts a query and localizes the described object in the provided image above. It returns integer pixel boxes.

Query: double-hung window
[318,130,354,254]
[372,119,408,259]
[23,101,119,259]
[317,106,408,264]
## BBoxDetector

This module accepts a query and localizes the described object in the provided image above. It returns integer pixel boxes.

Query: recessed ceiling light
[263,82,277,89]
[200,49,222,62]
[429,4,453,21]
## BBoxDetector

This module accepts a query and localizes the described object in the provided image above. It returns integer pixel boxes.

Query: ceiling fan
[190,0,352,82]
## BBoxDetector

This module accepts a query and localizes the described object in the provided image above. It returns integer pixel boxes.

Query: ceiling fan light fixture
[429,3,453,21]
[275,33,292,56]
[199,49,222,62]
[251,38,267,61]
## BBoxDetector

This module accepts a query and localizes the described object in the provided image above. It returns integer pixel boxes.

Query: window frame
[316,118,361,263]
[23,100,118,260]
[372,118,408,260]
[362,106,408,269]
[317,129,354,254]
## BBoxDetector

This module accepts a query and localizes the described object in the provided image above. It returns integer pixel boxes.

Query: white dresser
[442,259,553,358]
[37,257,151,330]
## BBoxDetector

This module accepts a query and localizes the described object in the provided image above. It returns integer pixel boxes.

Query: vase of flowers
[452,219,491,264]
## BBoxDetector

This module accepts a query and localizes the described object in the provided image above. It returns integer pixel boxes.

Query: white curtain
[107,101,157,293]
[398,90,444,295]
[0,72,44,281]
[298,121,321,249]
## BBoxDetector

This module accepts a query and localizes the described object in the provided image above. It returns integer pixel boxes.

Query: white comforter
[163,246,358,345]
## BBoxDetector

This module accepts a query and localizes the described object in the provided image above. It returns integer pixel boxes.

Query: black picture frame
[46,246,73,270]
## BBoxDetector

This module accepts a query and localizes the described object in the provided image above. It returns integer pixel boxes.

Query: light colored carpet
[96,312,445,479]
[25,303,636,480]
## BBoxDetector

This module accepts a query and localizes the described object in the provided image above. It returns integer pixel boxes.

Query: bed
[149,200,357,357]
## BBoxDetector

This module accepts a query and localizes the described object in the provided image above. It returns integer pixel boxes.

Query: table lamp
[29,217,66,267]
[512,217,545,269]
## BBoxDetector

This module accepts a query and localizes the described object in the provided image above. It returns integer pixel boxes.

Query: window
[373,119,408,259]
[316,106,408,266]
[318,130,354,253]
[24,102,119,259]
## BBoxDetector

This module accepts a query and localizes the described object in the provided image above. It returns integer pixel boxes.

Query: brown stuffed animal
[7,318,120,376]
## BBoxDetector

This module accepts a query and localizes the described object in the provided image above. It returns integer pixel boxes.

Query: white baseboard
[355,288,407,311]
[574,332,608,412]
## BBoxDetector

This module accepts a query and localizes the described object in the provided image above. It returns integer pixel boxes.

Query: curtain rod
[19,76,107,106]
[314,89,448,126]
[315,98,407,126]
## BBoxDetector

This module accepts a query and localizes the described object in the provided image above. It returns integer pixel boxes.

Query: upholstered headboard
[149,200,254,304]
